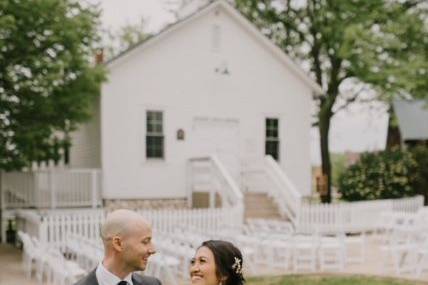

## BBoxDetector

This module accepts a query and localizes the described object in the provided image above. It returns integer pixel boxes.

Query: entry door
[192,118,241,185]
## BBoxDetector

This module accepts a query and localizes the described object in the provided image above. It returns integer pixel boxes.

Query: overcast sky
[85,0,175,32]
[86,0,389,165]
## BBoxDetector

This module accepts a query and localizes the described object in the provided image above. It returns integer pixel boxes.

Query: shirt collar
[96,262,134,285]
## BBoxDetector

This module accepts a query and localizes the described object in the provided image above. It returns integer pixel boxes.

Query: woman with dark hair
[190,240,245,285]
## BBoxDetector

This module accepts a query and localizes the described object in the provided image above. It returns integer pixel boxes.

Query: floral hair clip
[231,257,242,274]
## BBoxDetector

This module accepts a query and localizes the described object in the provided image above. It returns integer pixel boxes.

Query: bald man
[74,209,160,285]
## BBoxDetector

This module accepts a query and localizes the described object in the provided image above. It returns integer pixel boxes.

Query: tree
[103,17,151,60]
[234,0,428,202]
[0,0,105,171]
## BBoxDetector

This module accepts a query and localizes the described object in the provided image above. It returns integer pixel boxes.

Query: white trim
[107,0,323,95]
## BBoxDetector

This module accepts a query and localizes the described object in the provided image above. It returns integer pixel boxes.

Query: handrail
[210,155,243,205]
[264,155,302,200]
[263,155,302,225]
[188,155,243,208]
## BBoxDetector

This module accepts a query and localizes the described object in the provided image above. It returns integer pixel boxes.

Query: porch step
[244,192,283,220]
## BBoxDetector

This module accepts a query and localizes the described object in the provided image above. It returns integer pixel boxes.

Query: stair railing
[187,155,244,211]
[263,155,302,226]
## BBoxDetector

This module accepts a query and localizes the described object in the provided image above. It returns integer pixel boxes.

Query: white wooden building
[2,0,321,223]
[69,0,321,206]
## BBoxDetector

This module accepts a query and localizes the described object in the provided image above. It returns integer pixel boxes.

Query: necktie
[117,281,128,285]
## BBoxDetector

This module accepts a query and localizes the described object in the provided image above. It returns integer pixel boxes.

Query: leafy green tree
[0,0,105,171]
[234,0,428,202]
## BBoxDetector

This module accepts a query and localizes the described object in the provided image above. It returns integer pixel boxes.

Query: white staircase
[242,156,302,225]
[188,155,302,226]
[244,192,283,220]
[187,155,244,226]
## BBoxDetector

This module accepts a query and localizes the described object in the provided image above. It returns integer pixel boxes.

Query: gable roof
[393,99,428,141]
[107,0,323,94]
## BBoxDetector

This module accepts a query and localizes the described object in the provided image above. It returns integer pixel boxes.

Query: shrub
[331,153,347,188]
[338,148,418,201]
[410,145,428,205]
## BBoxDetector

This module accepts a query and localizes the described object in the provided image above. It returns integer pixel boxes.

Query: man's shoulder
[132,273,161,285]
[74,270,98,285]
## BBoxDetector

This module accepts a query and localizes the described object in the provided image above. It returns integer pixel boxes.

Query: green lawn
[247,275,427,285]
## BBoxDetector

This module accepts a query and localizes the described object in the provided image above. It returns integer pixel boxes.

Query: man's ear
[112,236,123,252]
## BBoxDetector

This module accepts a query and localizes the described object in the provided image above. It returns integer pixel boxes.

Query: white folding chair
[291,233,319,272]
[344,232,366,264]
[318,234,345,272]
[17,231,42,279]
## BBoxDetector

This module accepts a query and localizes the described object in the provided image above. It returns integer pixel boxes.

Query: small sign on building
[177,129,185,141]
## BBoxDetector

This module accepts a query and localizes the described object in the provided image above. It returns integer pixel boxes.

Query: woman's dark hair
[200,240,245,285]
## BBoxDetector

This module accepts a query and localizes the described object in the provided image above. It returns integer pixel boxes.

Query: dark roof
[393,99,428,141]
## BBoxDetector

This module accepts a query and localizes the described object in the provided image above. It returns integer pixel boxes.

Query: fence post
[49,170,56,209]
[38,217,47,243]
[34,172,39,208]
[0,171,4,211]
[91,170,98,208]
[186,161,193,208]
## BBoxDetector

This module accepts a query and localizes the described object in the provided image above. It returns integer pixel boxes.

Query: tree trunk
[319,110,332,203]
[386,106,402,149]
[0,171,3,242]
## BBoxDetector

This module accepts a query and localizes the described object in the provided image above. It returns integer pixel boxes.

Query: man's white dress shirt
[95,262,134,285]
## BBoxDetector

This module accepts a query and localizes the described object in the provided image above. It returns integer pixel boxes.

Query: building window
[265,118,279,161]
[146,111,164,159]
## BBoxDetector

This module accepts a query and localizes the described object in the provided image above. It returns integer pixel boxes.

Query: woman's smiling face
[190,246,220,285]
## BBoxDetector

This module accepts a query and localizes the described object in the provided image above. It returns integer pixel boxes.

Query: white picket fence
[297,195,425,233]
[14,195,424,247]
[15,206,244,249]
[1,169,102,209]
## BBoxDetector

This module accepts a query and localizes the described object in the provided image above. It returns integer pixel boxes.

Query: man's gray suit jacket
[74,270,162,285]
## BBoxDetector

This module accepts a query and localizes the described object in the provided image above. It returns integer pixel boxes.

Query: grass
[247,275,427,285]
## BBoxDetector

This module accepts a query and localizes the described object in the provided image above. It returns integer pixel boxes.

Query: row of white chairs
[379,209,428,277]
[144,253,181,285]
[17,217,374,283]
[232,232,351,273]
[64,233,181,285]
[245,218,294,236]
[244,218,366,271]
[157,224,363,274]
[17,231,86,285]
[65,234,104,271]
